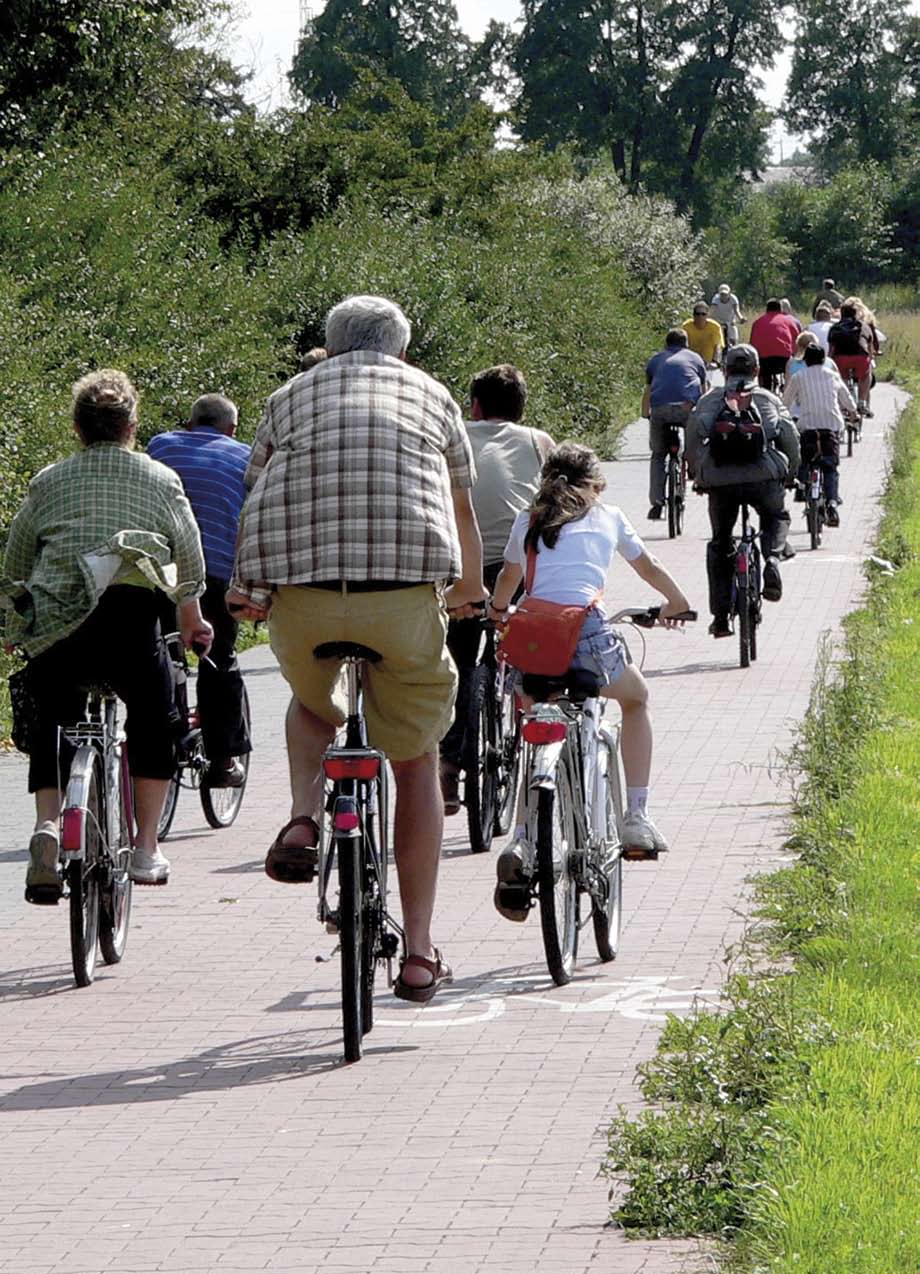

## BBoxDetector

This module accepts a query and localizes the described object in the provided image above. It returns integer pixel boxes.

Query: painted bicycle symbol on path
[376,973,719,1030]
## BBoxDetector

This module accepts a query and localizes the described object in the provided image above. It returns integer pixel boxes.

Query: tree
[289,0,494,117]
[0,0,247,146]
[512,0,779,217]
[783,0,917,172]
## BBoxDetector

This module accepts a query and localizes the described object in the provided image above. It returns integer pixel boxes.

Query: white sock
[626,787,649,817]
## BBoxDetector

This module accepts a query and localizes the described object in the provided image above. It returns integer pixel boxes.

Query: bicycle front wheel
[338,831,364,1062]
[99,748,133,965]
[201,686,251,828]
[464,664,499,854]
[536,761,579,986]
[68,758,102,987]
[593,732,624,962]
[157,768,181,840]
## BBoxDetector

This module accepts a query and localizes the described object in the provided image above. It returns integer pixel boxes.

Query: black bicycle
[314,641,402,1063]
[843,369,864,456]
[58,687,134,987]
[804,460,827,551]
[665,427,687,539]
[463,621,521,854]
[158,633,250,838]
[731,503,762,669]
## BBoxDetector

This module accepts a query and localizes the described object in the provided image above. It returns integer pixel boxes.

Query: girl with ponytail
[488,442,692,910]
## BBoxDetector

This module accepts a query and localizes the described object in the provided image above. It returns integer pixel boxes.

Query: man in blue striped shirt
[148,395,252,783]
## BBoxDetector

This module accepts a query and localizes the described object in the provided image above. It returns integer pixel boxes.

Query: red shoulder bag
[498,535,600,676]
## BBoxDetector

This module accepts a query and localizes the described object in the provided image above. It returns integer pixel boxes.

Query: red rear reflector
[334,812,360,831]
[60,808,84,853]
[522,720,567,744]
[324,757,380,780]
[737,554,748,574]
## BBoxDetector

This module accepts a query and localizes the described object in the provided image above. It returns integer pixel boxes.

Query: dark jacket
[687,386,800,490]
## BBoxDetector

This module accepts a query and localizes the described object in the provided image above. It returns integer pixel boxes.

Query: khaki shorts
[269,584,457,762]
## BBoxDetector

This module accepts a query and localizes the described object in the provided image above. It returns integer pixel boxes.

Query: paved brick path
[0,385,906,1274]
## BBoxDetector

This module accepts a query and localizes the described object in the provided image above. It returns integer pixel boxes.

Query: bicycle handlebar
[609,605,698,627]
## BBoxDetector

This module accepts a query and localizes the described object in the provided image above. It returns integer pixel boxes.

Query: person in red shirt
[749,299,801,393]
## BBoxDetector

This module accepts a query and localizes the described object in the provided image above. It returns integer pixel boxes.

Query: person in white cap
[709,283,745,351]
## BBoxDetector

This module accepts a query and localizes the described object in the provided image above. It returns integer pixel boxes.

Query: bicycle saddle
[313,641,383,663]
[522,667,602,705]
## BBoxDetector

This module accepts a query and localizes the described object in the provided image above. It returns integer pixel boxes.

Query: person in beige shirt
[439,365,553,814]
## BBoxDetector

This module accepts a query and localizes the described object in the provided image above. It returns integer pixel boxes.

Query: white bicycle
[516,605,695,985]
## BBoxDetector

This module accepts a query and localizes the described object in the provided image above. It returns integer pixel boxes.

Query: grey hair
[189,393,238,431]
[324,295,411,357]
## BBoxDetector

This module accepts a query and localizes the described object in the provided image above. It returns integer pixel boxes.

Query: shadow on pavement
[0,1030,418,1110]
[644,660,740,678]
[0,965,76,1001]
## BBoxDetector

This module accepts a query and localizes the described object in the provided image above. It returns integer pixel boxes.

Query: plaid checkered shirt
[1,443,206,656]
[232,352,475,608]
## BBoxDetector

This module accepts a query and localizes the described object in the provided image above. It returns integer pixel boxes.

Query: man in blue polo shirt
[641,328,708,520]
[148,394,252,785]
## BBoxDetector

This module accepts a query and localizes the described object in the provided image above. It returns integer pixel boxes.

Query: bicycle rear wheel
[535,759,579,986]
[494,678,521,837]
[807,503,822,551]
[737,576,751,669]
[200,685,251,828]
[666,457,680,539]
[593,732,623,962]
[99,747,133,965]
[68,757,102,987]
[337,829,364,1062]
[464,664,499,854]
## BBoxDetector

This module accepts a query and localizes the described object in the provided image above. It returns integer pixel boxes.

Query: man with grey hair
[148,393,252,785]
[228,294,486,1003]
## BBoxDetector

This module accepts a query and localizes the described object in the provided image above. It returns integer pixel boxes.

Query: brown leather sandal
[393,949,453,1004]
[265,816,320,883]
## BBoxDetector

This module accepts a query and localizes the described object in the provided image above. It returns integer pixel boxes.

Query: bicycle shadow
[0,964,76,1002]
[0,1029,418,1111]
[644,660,740,678]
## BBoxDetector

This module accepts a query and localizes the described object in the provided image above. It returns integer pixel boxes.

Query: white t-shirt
[503,503,645,606]
[710,293,740,324]
[807,320,832,352]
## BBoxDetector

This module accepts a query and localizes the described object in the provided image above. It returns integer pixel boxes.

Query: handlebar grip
[192,640,209,657]
[632,606,698,627]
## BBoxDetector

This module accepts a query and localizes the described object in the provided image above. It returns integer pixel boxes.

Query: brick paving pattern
[0,385,907,1273]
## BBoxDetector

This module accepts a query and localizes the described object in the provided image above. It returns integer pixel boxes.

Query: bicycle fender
[528,739,566,791]
[60,745,98,859]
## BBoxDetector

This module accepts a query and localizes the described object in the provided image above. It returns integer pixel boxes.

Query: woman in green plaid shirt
[2,370,212,900]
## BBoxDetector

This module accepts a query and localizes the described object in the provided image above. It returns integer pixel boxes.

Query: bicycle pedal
[621,846,659,863]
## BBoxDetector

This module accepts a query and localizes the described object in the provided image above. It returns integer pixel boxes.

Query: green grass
[604,345,920,1270]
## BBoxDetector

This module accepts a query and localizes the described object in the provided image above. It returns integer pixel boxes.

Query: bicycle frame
[59,695,134,862]
[316,660,399,971]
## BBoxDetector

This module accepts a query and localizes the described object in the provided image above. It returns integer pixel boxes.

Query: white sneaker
[130,846,170,885]
[621,812,668,854]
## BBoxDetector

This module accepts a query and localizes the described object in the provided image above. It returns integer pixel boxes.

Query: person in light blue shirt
[148,395,252,783]
[642,329,707,520]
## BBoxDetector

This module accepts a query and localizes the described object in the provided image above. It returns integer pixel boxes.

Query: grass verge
[602,370,920,1269]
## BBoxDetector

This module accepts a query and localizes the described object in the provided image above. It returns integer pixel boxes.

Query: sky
[226,0,797,157]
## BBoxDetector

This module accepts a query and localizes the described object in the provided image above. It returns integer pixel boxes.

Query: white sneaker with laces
[131,846,170,885]
[621,812,668,854]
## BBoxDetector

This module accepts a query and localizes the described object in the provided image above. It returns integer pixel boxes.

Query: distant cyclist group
[643,281,885,637]
[0,285,883,1027]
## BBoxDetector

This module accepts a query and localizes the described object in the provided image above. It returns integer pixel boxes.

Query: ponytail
[525,442,606,553]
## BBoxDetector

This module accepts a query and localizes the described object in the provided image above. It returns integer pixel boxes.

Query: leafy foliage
[784,0,919,173]
[289,0,505,118]
[512,0,779,219]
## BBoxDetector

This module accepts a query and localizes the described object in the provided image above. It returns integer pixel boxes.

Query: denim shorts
[570,607,627,685]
